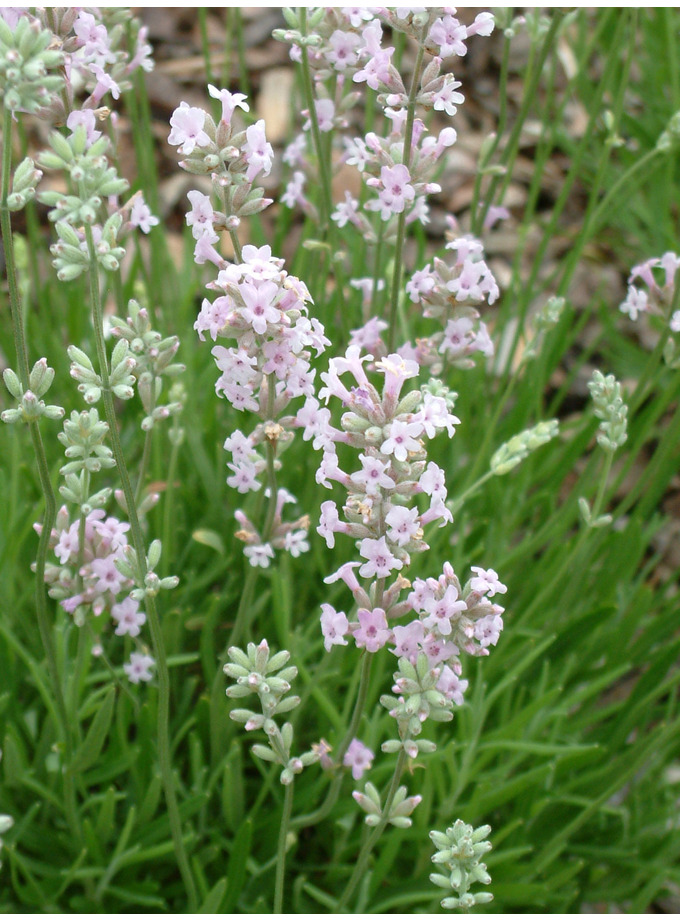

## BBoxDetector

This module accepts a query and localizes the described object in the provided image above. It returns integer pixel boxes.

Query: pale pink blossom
[344,738,374,779]
[320,603,350,652]
[124,652,155,684]
[353,607,391,653]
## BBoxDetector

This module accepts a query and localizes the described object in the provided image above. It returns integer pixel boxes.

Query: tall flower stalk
[81,230,198,911]
[1,92,81,842]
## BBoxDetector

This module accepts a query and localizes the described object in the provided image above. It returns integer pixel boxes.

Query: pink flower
[129,195,159,234]
[186,190,218,242]
[419,462,447,502]
[244,543,275,568]
[358,536,403,579]
[227,460,261,493]
[437,665,468,705]
[343,738,374,780]
[284,530,309,557]
[313,98,335,132]
[351,454,394,496]
[332,191,361,229]
[428,14,468,58]
[90,555,126,596]
[244,120,274,182]
[470,566,507,597]
[320,603,350,652]
[421,585,467,636]
[380,418,422,462]
[406,266,435,302]
[55,524,79,564]
[168,102,210,155]
[619,286,648,321]
[318,500,342,549]
[208,84,249,123]
[239,280,280,334]
[92,517,130,552]
[124,652,155,684]
[373,164,415,220]
[66,109,102,147]
[354,606,391,652]
[391,620,426,662]
[432,78,464,116]
[385,505,421,547]
[474,613,504,648]
[111,596,146,637]
[326,29,361,71]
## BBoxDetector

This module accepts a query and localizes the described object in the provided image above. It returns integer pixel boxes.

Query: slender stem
[299,7,333,234]
[336,749,408,912]
[291,650,373,830]
[161,430,181,577]
[449,470,495,516]
[29,424,81,840]
[274,781,295,913]
[387,35,427,352]
[2,109,29,387]
[2,107,80,840]
[229,226,243,263]
[590,449,614,523]
[469,32,511,230]
[83,231,198,912]
[135,380,155,504]
[476,11,564,234]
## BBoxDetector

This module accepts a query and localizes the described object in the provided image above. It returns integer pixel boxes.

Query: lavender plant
[1,6,680,915]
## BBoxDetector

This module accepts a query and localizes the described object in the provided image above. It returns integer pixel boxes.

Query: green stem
[161,430,181,578]
[84,231,198,912]
[2,106,80,840]
[449,470,495,516]
[469,32,511,230]
[229,226,243,263]
[135,381,155,504]
[291,650,373,830]
[590,449,614,523]
[387,34,427,352]
[475,11,564,234]
[336,749,408,912]
[274,781,295,913]
[299,7,333,234]
[2,109,29,387]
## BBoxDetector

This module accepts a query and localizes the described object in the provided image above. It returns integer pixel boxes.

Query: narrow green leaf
[223,818,253,911]
[76,685,116,773]
[198,877,227,913]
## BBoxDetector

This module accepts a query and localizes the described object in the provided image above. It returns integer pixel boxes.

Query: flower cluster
[224,639,320,784]
[277,10,494,229]
[2,358,64,425]
[37,119,158,281]
[4,8,153,120]
[405,237,500,372]
[109,299,185,432]
[352,780,423,830]
[234,488,310,569]
[588,370,628,453]
[619,251,680,367]
[490,419,560,477]
[194,241,329,565]
[0,15,63,113]
[430,819,493,910]
[307,347,505,718]
[170,85,274,257]
[40,505,133,623]
[620,251,680,326]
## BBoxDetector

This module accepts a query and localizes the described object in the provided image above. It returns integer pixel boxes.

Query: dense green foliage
[0,8,679,912]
